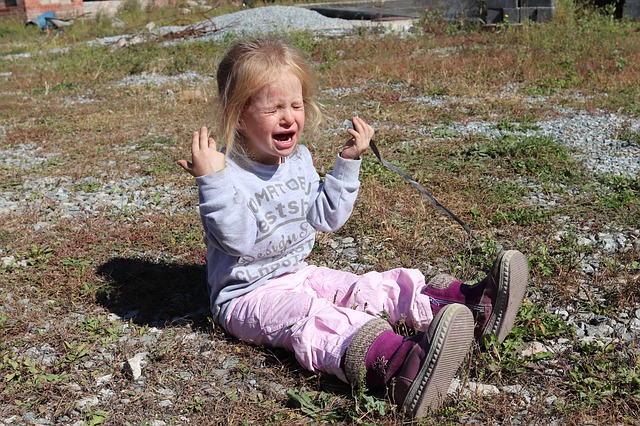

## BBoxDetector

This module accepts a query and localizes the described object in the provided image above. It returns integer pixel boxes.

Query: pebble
[75,396,99,408]
[123,352,147,380]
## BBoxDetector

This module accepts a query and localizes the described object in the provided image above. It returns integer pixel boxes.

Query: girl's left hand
[341,116,374,160]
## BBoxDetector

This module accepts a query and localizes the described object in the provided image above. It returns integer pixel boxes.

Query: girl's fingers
[177,159,194,174]
[199,127,209,150]
[192,130,200,152]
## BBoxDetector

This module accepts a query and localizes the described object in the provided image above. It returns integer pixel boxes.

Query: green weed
[477,302,573,378]
[83,408,109,426]
[568,341,640,406]
[79,316,122,343]
[2,354,67,387]
[74,180,101,193]
[496,114,540,133]
[25,244,54,267]
[62,341,90,365]
[187,395,204,413]
[594,174,640,226]
[617,129,640,147]
[286,389,343,422]
[62,257,92,275]
[461,135,580,183]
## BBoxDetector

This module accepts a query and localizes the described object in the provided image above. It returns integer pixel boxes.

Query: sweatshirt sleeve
[196,167,258,256]
[306,152,361,232]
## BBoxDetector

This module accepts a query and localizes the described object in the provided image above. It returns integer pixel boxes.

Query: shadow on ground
[96,257,210,330]
[96,257,355,397]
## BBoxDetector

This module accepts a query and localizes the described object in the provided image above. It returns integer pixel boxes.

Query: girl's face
[240,72,305,165]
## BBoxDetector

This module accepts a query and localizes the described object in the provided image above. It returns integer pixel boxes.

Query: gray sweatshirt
[195,144,361,327]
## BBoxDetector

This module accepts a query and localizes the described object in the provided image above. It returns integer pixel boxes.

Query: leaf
[286,389,320,417]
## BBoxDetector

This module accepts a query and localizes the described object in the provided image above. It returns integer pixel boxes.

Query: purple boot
[344,304,474,418]
[424,250,529,344]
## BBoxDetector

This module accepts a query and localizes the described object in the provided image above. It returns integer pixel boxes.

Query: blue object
[26,11,56,30]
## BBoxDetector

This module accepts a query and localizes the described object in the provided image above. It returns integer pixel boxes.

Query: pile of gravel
[90,5,411,48]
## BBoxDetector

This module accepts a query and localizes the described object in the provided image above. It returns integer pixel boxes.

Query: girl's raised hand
[341,116,374,161]
[177,127,226,177]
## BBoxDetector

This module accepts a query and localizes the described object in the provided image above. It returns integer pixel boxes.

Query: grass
[1,0,639,424]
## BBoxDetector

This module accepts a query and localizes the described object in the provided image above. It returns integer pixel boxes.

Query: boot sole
[403,304,474,418]
[484,250,529,344]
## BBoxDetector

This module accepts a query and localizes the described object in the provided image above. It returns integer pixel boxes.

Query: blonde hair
[215,38,323,158]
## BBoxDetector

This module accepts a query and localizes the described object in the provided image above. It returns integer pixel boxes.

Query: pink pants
[226,265,433,383]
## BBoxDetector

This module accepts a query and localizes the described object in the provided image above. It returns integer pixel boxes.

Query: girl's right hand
[177,127,226,177]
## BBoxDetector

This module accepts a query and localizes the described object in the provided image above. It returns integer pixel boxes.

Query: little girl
[178,38,528,418]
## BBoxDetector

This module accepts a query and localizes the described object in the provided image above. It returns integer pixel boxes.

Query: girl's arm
[179,127,257,255]
[196,169,258,256]
[306,116,375,232]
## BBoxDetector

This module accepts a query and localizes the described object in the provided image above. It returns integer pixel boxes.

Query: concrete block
[519,6,554,21]
[535,6,554,21]
[521,0,557,8]
[520,6,537,21]
[486,8,503,23]
[503,7,520,22]
[442,0,483,20]
[485,0,517,9]
[623,0,640,19]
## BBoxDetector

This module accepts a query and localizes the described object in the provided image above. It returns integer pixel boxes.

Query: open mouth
[273,132,296,148]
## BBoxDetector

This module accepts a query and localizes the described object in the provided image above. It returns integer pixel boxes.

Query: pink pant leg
[226,266,375,382]
[226,265,433,383]
[306,267,434,331]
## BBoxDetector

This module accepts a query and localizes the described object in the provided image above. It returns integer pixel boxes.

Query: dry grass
[1,0,639,424]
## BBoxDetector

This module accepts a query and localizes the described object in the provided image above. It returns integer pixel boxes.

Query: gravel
[89,5,413,48]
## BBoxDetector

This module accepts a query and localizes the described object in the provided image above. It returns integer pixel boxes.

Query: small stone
[76,396,99,408]
[96,374,113,386]
[449,378,499,397]
[123,352,147,380]
[156,388,176,398]
[502,384,532,404]
[222,356,239,369]
[158,399,173,408]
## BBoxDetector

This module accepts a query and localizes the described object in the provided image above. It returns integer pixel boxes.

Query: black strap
[368,139,474,238]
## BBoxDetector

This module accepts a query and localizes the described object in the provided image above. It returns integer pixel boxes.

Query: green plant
[617,128,640,147]
[477,302,573,378]
[529,241,555,277]
[187,396,204,413]
[84,408,109,426]
[62,257,92,275]
[568,341,640,406]
[496,115,540,133]
[75,180,101,193]
[62,341,90,365]
[0,313,8,332]
[286,389,343,421]
[2,354,66,387]
[420,8,447,35]
[25,244,54,266]
[594,174,639,225]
